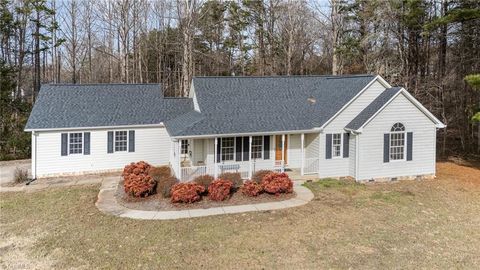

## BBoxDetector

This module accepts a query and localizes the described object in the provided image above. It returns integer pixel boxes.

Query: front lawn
[1,162,479,269]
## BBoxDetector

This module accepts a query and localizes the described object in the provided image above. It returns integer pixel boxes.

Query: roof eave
[25,122,165,132]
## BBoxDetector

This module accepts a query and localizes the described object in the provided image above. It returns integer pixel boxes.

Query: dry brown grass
[1,162,479,269]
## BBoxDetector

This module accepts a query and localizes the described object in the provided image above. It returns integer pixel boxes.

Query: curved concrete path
[96,177,314,220]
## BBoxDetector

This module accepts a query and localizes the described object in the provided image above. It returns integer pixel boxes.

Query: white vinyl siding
[319,79,386,178]
[34,127,171,177]
[348,133,356,177]
[357,93,437,180]
[288,134,302,167]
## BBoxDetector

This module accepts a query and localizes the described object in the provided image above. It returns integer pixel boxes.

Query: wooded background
[1,0,479,161]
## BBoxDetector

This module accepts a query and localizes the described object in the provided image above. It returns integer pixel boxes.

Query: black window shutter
[263,136,270,160]
[235,137,242,161]
[216,138,222,163]
[407,132,413,161]
[243,136,249,161]
[343,133,350,158]
[128,130,135,152]
[107,131,113,153]
[383,134,390,163]
[325,134,332,159]
[84,132,90,155]
[61,133,68,156]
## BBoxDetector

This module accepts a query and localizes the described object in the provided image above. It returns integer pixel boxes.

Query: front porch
[170,133,320,181]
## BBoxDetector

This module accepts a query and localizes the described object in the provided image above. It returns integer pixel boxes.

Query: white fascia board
[25,123,165,132]
[171,128,321,139]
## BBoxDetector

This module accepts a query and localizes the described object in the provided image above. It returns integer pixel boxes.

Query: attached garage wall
[357,93,437,180]
[33,126,171,177]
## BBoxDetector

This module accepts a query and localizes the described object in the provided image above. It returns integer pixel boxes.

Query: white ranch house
[25,75,445,182]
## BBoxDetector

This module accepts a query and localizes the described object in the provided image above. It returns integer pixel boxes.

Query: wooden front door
[275,135,288,163]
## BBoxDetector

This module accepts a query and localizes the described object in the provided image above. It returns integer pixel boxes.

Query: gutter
[25,122,165,132]
[170,127,324,139]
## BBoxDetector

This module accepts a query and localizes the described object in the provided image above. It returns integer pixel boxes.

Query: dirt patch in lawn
[115,180,295,211]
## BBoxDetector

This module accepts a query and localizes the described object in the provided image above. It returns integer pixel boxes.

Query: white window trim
[221,137,235,162]
[251,136,263,160]
[68,132,83,155]
[389,131,406,162]
[331,133,342,159]
[114,130,128,152]
[181,139,189,155]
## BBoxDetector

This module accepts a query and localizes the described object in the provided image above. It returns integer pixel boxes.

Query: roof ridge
[193,74,374,79]
[43,83,161,86]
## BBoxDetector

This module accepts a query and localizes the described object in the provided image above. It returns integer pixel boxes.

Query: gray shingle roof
[25,84,193,130]
[345,87,402,131]
[166,75,376,137]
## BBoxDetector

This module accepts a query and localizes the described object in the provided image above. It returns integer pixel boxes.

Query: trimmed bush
[241,180,263,197]
[252,170,273,184]
[171,182,205,203]
[14,168,29,183]
[149,166,171,181]
[123,161,156,197]
[208,179,233,201]
[261,172,293,195]
[218,172,243,188]
[193,174,214,189]
[156,176,179,198]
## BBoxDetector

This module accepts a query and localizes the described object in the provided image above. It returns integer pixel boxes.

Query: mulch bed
[115,180,295,211]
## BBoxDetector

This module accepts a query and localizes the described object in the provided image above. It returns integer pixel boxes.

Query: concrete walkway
[96,177,314,220]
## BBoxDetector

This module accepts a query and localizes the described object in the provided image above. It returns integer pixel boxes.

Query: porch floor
[285,168,319,181]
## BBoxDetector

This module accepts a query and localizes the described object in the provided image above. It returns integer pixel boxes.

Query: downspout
[27,131,37,185]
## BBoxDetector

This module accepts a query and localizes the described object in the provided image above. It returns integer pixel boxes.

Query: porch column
[249,136,253,178]
[214,137,218,178]
[177,139,182,180]
[301,133,305,176]
[318,133,321,178]
[281,134,285,173]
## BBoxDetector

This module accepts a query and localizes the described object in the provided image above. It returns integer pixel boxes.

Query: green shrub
[252,170,273,184]
[193,174,214,189]
[218,172,243,188]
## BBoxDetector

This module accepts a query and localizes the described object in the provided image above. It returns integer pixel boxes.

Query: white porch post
[281,134,285,173]
[301,133,305,176]
[214,137,218,178]
[177,139,182,180]
[318,133,321,178]
[249,136,253,178]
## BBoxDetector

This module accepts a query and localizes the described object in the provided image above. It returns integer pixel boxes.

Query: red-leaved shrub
[170,182,206,203]
[123,161,155,197]
[261,172,293,195]
[208,179,233,201]
[252,170,273,184]
[241,180,263,197]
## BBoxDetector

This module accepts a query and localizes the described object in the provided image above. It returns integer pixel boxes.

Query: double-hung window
[389,123,405,161]
[251,136,263,159]
[69,133,83,154]
[114,131,128,152]
[332,133,342,158]
[221,137,234,161]
[181,140,189,155]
